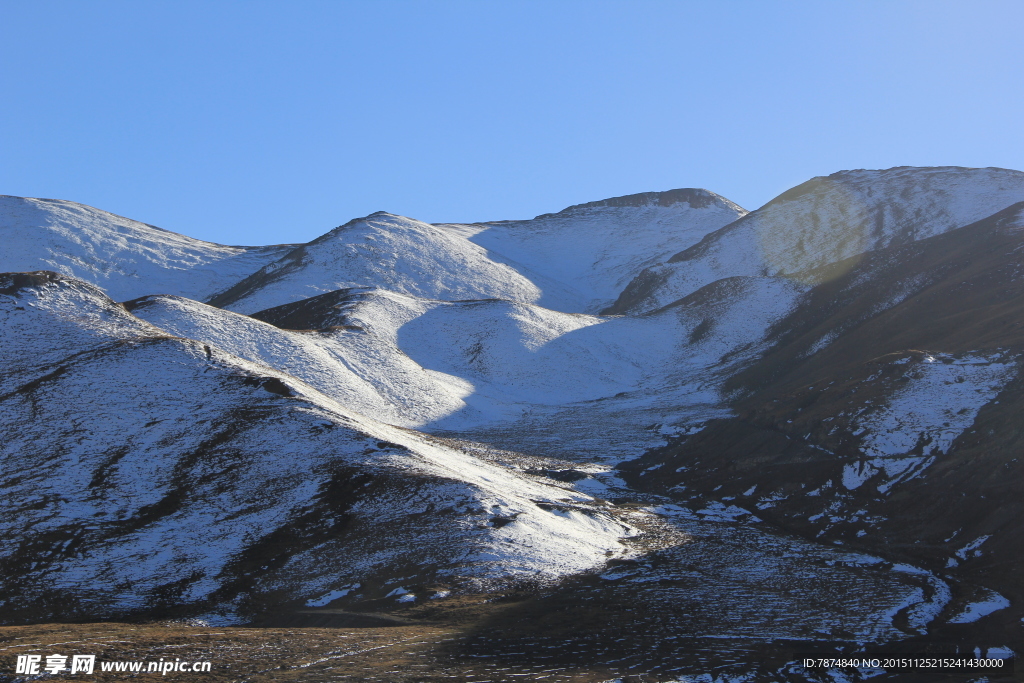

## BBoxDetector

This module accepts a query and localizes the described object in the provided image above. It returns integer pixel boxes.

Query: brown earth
[5,589,1014,683]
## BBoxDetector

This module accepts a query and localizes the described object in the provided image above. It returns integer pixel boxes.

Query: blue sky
[2,0,1022,245]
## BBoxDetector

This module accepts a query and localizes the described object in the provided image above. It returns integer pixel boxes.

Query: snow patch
[858,352,1016,459]
[948,589,1010,624]
[306,585,359,607]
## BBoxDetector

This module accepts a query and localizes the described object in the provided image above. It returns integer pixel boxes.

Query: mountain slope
[125,292,474,428]
[207,212,560,314]
[0,196,295,301]
[6,170,1024,672]
[0,272,638,624]
[448,188,747,311]
[2,273,945,656]
[621,201,1024,644]
[209,189,745,315]
[238,276,804,461]
[129,271,804,465]
[605,166,1024,314]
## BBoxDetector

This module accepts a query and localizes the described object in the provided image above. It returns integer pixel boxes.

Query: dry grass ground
[0,592,702,683]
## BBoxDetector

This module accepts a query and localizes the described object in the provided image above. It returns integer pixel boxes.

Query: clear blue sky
[2,0,1022,245]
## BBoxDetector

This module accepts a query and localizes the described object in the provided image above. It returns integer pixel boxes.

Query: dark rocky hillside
[621,202,1024,654]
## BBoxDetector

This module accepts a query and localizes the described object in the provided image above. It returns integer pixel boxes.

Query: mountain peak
[539,188,744,219]
[0,196,298,302]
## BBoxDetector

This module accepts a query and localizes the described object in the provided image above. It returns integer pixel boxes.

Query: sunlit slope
[0,272,637,624]
[130,273,803,463]
[242,277,804,461]
[0,195,295,301]
[209,189,745,314]
[126,292,474,428]
[448,188,747,311]
[622,202,1024,637]
[606,166,1024,313]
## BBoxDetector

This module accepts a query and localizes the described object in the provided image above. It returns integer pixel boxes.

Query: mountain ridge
[0,195,297,303]
[207,190,747,315]
[620,198,1024,649]
[4,166,1023,674]
[603,166,1024,314]
[531,187,745,218]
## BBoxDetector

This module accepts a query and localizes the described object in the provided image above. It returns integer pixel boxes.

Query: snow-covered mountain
[622,199,1024,646]
[453,188,746,311]
[0,196,295,302]
[0,272,637,623]
[3,168,1023,667]
[606,166,1024,313]
[208,189,745,314]
[131,274,802,466]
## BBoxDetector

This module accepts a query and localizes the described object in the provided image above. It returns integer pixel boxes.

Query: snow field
[131,274,806,441]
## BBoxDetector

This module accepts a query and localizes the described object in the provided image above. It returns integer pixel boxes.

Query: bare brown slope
[621,202,1024,647]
